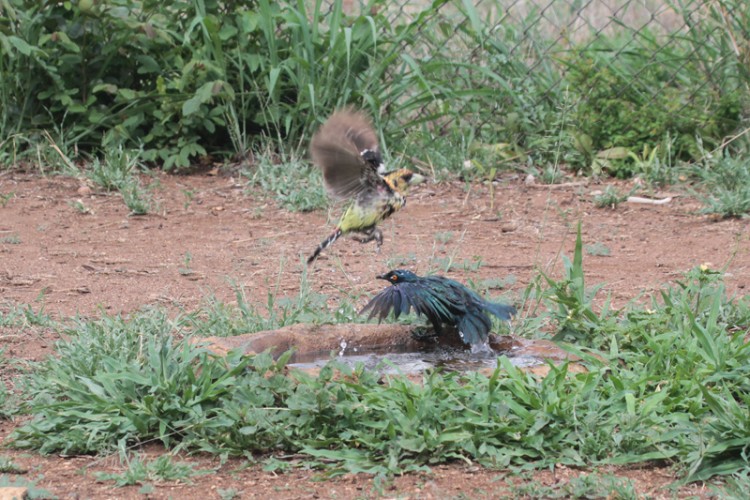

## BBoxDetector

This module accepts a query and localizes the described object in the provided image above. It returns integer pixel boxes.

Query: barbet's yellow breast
[338,190,404,232]
[336,167,421,234]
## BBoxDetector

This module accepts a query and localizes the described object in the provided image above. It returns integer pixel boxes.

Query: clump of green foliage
[245,154,328,212]
[694,154,750,218]
[0,0,390,169]
[95,454,205,486]
[564,39,742,168]
[8,229,750,485]
[2,0,746,177]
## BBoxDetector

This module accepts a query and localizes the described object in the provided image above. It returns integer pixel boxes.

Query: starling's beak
[376,273,389,281]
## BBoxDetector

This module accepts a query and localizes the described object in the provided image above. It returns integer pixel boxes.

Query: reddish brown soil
[1,170,748,498]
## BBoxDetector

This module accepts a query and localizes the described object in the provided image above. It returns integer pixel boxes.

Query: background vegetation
[1,0,747,175]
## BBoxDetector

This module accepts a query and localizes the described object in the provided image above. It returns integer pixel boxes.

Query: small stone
[77,185,92,196]
[0,487,29,500]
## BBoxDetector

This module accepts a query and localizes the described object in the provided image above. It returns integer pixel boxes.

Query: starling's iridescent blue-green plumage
[361,270,516,345]
[307,108,425,264]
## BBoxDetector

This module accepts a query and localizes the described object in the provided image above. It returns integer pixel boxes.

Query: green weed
[0,192,14,207]
[0,234,20,244]
[0,302,52,328]
[2,0,743,175]
[183,270,364,338]
[0,456,24,474]
[434,231,455,244]
[95,454,205,486]
[584,242,610,257]
[121,181,151,216]
[507,473,637,499]
[86,147,144,193]
[694,154,750,218]
[178,252,193,277]
[713,468,750,499]
[218,488,242,500]
[67,199,92,214]
[526,165,565,185]
[472,275,517,292]
[385,252,418,269]
[245,154,327,213]
[593,186,630,209]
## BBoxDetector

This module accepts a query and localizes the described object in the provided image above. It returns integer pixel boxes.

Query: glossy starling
[307,108,425,264]
[360,269,516,345]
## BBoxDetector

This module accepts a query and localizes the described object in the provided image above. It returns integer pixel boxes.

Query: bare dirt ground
[1,169,748,498]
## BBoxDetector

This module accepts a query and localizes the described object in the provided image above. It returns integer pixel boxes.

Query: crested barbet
[360,269,517,346]
[307,108,425,264]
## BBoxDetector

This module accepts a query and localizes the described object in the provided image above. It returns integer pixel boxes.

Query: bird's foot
[410,326,439,342]
[352,227,383,247]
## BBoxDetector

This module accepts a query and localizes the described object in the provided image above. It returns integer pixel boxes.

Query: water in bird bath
[288,341,543,375]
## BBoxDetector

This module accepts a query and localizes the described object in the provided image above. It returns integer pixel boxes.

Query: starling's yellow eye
[391,275,398,281]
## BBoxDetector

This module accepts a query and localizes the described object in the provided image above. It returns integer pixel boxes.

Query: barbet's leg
[351,227,383,252]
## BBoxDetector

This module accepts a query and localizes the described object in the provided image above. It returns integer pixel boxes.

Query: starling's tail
[485,301,517,321]
[457,302,516,346]
[457,313,493,345]
[307,228,343,264]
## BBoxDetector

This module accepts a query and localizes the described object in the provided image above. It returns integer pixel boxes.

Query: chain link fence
[324,0,748,167]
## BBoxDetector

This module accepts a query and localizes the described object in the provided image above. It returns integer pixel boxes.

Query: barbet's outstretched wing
[310,108,388,201]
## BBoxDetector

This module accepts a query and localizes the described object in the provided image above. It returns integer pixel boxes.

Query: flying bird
[307,108,425,264]
[360,269,516,346]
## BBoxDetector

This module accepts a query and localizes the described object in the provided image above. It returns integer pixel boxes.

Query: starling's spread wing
[310,108,386,201]
[360,282,455,331]
[360,283,415,322]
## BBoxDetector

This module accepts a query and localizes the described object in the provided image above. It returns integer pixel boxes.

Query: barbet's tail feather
[307,228,343,264]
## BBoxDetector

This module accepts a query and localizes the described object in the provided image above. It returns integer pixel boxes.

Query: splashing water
[469,341,494,355]
[290,342,541,375]
[338,339,348,357]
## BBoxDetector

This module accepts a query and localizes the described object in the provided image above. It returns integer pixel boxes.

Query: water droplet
[338,339,348,357]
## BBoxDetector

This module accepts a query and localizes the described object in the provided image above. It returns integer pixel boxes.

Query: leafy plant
[6,225,750,484]
[86,147,144,193]
[694,154,750,218]
[95,454,205,486]
[121,181,151,216]
[584,242,610,257]
[0,234,21,244]
[593,186,629,209]
[507,473,638,499]
[0,302,52,328]
[68,199,92,214]
[0,456,24,474]
[0,192,14,207]
[245,154,328,212]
